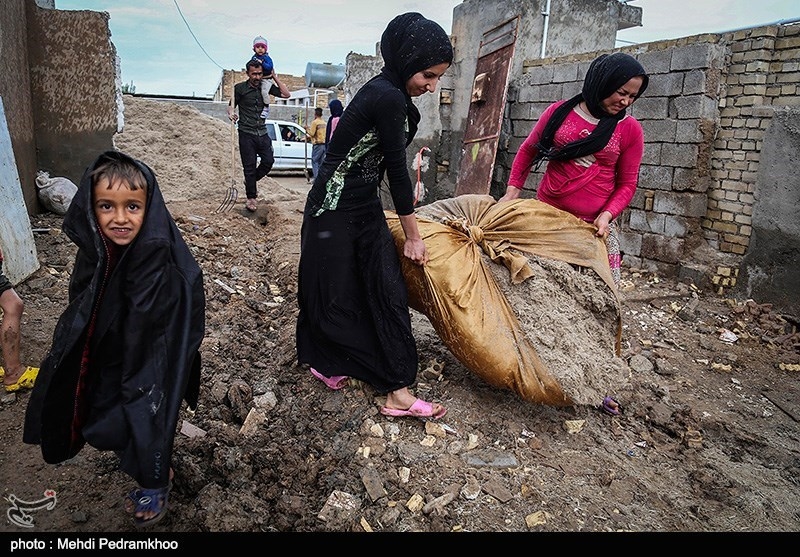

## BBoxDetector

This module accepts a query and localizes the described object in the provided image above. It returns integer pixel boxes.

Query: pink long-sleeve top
[508,100,644,223]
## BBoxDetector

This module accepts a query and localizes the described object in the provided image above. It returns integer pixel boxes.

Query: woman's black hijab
[532,52,649,169]
[328,99,343,118]
[376,12,453,142]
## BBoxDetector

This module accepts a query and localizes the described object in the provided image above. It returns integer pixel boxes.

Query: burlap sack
[386,195,628,407]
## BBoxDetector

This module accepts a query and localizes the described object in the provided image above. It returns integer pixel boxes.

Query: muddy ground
[1,97,798,534]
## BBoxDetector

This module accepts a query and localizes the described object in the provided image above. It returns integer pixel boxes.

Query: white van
[263,119,313,172]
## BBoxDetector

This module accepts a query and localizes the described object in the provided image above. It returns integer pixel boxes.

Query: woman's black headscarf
[328,99,344,118]
[532,52,649,169]
[376,12,454,141]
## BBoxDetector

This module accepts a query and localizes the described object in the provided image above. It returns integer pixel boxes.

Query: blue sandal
[125,485,170,528]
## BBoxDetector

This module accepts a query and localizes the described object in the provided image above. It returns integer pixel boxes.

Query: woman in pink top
[499,52,649,285]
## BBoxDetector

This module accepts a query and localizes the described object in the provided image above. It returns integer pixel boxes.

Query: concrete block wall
[1,1,120,211]
[627,38,726,273]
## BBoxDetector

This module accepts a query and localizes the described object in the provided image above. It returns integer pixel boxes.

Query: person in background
[325,98,343,147]
[498,52,649,286]
[23,150,206,528]
[228,58,291,212]
[250,35,275,120]
[0,246,39,392]
[281,125,298,142]
[307,107,327,178]
[296,12,453,420]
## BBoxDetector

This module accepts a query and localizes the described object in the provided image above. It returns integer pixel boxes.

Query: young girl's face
[254,45,267,56]
[93,177,147,246]
[405,62,450,98]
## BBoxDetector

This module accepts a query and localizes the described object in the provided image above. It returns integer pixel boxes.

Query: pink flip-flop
[380,399,447,420]
[310,367,349,390]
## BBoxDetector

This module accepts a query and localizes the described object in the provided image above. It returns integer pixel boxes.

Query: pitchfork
[214,119,238,213]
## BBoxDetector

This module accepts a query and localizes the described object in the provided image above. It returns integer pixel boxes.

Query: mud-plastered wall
[0,0,38,213]
[27,4,118,186]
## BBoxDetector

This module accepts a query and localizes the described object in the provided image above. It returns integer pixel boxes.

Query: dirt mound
[114,96,237,203]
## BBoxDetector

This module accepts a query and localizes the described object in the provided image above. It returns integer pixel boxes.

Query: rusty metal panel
[455,17,518,197]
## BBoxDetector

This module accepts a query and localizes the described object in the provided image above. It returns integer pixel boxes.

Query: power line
[173,0,224,70]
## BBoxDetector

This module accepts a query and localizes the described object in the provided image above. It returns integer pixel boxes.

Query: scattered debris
[424,421,447,438]
[482,479,514,503]
[683,429,703,448]
[398,467,411,484]
[420,435,437,447]
[464,450,519,468]
[405,493,425,513]
[422,491,456,515]
[213,278,237,294]
[360,467,386,502]
[719,328,739,343]
[318,490,360,523]
[460,476,481,500]
[238,408,266,435]
[564,419,585,434]
[526,511,551,528]
[179,420,206,438]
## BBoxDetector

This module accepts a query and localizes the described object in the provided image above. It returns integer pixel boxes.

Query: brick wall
[708,24,800,256]
[500,22,800,291]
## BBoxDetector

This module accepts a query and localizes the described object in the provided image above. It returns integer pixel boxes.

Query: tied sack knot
[467,225,484,243]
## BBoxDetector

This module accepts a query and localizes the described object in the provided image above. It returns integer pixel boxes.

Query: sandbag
[385,195,629,407]
[36,171,78,215]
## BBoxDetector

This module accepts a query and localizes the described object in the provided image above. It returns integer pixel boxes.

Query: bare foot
[3,364,27,388]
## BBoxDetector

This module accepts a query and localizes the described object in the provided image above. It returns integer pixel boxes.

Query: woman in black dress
[296,12,453,419]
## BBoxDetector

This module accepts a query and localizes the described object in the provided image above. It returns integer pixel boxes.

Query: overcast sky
[55,0,799,97]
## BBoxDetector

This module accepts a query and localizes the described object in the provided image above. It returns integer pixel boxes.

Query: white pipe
[541,0,552,58]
